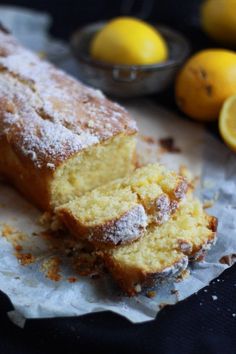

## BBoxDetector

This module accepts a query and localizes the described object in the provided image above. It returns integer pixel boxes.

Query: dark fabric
[0,0,203,40]
[1,264,236,354]
[0,1,236,353]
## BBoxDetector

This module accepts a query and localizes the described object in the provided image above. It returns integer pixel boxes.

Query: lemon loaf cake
[0,28,137,211]
[101,196,217,295]
[57,163,188,246]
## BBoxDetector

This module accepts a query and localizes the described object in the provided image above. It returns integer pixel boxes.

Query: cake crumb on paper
[159,137,181,153]
[203,200,215,209]
[146,290,156,298]
[41,256,62,282]
[68,276,78,283]
[140,135,156,144]
[16,253,35,266]
[171,289,179,296]
[1,224,15,237]
[219,254,236,266]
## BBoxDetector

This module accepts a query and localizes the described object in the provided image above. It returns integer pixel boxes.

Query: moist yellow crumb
[57,163,188,246]
[102,195,217,295]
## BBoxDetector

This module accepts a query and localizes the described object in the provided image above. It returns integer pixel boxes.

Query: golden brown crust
[57,180,189,247]
[101,252,188,296]
[56,167,189,247]
[0,30,137,210]
[101,214,217,296]
[188,215,218,261]
[173,178,188,200]
[58,204,148,247]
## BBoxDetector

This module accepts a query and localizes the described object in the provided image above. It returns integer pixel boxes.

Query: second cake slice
[102,196,217,295]
[57,163,188,246]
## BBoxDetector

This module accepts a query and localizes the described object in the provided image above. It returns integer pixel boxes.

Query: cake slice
[101,196,217,295]
[57,163,188,246]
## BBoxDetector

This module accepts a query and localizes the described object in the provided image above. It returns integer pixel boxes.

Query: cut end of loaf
[57,163,189,246]
[50,134,137,208]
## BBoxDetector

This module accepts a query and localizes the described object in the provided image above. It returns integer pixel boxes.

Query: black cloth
[1,264,236,354]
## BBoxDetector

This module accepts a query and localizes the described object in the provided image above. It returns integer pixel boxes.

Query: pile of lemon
[89,4,236,152]
[175,0,236,152]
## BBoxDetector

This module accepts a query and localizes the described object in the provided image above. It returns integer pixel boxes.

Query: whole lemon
[90,17,168,65]
[175,49,236,121]
[201,0,236,46]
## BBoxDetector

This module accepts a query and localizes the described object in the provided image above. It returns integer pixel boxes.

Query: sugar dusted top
[0,30,137,169]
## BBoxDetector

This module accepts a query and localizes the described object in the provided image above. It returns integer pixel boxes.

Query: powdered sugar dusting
[102,204,148,245]
[174,179,188,200]
[0,31,20,56]
[0,30,137,169]
[20,119,99,168]
[154,194,172,224]
[0,85,99,167]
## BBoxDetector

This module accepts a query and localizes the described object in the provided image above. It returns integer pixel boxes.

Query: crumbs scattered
[203,200,215,209]
[1,223,100,282]
[171,289,179,296]
[159,137,181,153]
[41,256,61,281]
[16,252,35,266]
[39,229,104,279]
[175,269,190,282]
[0,223,36,265]
[140,135,181,154]
[0,224,27,244]
[73,251,103,277]
[14,244,23,252]
[219,254,236,266]
[1,224,15,237]
[68,276,78,283]
[141,135,156,144]
[212,295,218,301]
[146,290,156,298]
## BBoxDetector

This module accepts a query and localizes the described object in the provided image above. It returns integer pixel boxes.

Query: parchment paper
[0,7,236,327]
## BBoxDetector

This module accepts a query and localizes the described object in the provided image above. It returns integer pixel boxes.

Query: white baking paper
[0,7,236,326]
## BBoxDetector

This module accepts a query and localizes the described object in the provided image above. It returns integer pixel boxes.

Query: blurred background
[0,0,211,49]
[0,0,236,141]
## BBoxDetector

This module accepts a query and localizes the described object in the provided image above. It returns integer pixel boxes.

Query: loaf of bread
[101,196,217,295]
[57,163,188,246]
[0,28,137,211]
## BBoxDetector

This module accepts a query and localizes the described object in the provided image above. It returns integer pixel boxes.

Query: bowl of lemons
[71,17,190,97]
